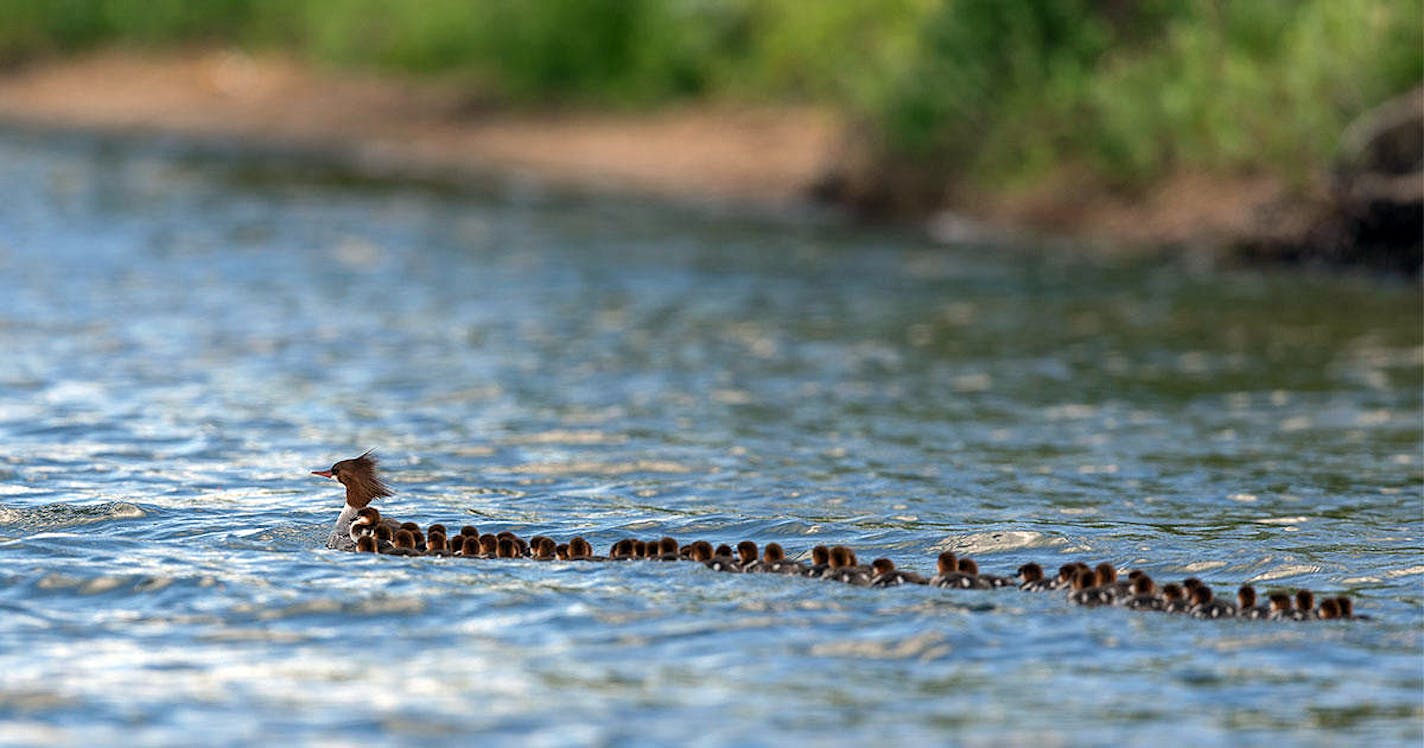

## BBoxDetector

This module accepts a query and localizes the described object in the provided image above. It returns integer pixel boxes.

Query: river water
[0,131,1419,745]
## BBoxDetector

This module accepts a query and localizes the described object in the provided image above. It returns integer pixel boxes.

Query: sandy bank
[0,49,1383,262]
[0,50,840,211]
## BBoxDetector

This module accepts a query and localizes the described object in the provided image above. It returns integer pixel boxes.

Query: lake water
[0,130,1420,745]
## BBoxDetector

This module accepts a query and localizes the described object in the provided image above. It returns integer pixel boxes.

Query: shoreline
[0,49,1387,262]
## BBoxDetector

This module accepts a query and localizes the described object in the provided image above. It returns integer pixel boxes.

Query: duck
[347,506,386,545]
[1121,574,1163,611]
[930,552,979,589]
[569,537,600,561]
[372,525,396,553]
[1090,563,1131,602]
[1050,563,1087,591]
[655,537,681,561]
[425,533,452,557]
[1015,562,1055,592]
[734,541,763,572]
[537,537,559,560]
[1068,568,1109,606]
[826,546,871,586]
[355,535,378,554]
[761,543,805,575]
[686,541,714,563]
[869,558,927,587]
[1188,584,1236,619]
[933,555,992,590]
[1161,583,1189,614]
[706,544,742,573]
[802,545,832,579]
[1267,592,1295,620]
[1293,590,1317,621]
[1316,598,1342,620]
[313,450,396,552]
[1236,585,1268,619]
[1334,596,1368,620]
[387,529,421,557]
[496,537,521,558]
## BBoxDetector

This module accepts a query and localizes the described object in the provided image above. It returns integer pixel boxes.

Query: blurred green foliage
[0,0,1418,190]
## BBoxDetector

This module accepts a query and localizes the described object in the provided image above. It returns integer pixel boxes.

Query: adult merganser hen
[313,451,395,552]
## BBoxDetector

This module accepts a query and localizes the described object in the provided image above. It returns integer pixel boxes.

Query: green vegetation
[1,0,1419,195]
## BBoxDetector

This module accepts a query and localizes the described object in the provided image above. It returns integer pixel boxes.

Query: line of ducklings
[348,507,1363,621]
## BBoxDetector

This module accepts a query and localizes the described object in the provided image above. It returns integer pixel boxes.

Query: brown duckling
[869,558,927,588]
[802,545,832,579]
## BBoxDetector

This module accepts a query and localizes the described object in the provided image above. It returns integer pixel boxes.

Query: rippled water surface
[0,132,1420,745]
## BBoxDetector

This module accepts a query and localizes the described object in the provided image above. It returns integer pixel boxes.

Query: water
[0,130,1419,745]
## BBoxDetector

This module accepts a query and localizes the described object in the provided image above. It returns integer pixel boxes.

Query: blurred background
[0,0,1419,270]
[0,3,1421,744]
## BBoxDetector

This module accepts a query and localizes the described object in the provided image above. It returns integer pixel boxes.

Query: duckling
[682,541,711,563]
[348,506,383,545]
[532,536,558,560]
[555,543,571,560]
[1317,598,1342,620]
[1091,563,1131,602]
[802,545,832,579]
[477,534,498,558]
[425,532,452,557]
[827,546,871,586]
[372,524,396,553]
[735,541,762,572]
[569,536,601,561]
[388,529,421,557]
[655,537,681,561]
[1015,562,1054,592]
[1161,583,1189,614]
[1188,584,1236,619]
[355,535,378,553]
[1236,585,1268,619]
[933,554,991,590]
[706,544,741,573]
[1267,592,1295,621]
[1293,590,1317,621]
[1334,596,1368,620]
[869,558,927,588]
[1068,568,1108,606]
[761,543,805,575]
[930,552,974,589]
[1122,574,1163,611]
